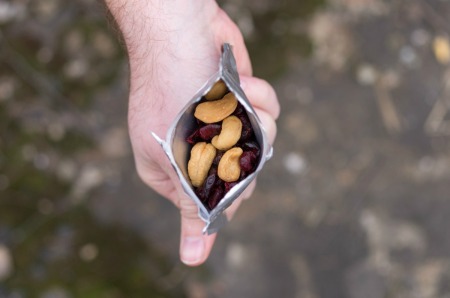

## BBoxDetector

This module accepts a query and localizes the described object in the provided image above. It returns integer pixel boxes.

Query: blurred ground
[1,0,450,297]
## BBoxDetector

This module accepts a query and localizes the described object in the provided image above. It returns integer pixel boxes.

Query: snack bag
[152,44,272,234]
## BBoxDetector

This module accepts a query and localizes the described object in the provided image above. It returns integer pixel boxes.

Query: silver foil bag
[152,44,272,234]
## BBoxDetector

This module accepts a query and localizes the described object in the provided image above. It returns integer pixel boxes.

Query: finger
[254,109,277,146]
[224,180,256,220]
[178,193,217,266]
[240,76,280,120]
[215,9,253,76]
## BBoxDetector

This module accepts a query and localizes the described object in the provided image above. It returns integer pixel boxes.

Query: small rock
[64,59,88,79]
[0,77,15,101]
[47,122,66,142]
[433,36,450,65]
[79,243,99,262]
[56,159,77,181]
[100,128,129,158]
[356,64,379,86]
[92,31,117,58]
[72,165,104,200]
[411,28,430,47]
[399,45,419,68]
[226,243,247,270]
[283,152,307,175]
[0,2,25,24]
[0,244,13,281]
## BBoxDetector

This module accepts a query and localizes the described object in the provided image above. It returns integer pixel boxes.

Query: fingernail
[181,237,204,265]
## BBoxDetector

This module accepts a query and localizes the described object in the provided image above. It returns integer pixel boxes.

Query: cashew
[218,147,243,182]
[205,80,228,100]
[194,93,238,123]
[188,142,217,187]
[212,116,242,150]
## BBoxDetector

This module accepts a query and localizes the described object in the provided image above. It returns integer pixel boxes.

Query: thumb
[178,193,217,266]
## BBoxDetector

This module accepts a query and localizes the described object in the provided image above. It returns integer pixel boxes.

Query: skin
[105,0,280,266]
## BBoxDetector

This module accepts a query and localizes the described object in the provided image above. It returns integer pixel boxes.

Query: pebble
[356,64,379,86]
[226,243,247,270]
[64,59,88,79]
[0,244,13,281]
[399,45,419,68]
[433,36,450,65]
[72,165,103,200]
[283,152,307,175]
[411,28,430,47]
[0,77,15,101]
[56,159,77,181]
[0,2,25,24]
[79,243,99,262]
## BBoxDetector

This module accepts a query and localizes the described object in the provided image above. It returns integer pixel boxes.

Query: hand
[106,0,279,266]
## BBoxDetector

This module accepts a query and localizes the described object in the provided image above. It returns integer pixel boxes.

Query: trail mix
[186,80,261,210]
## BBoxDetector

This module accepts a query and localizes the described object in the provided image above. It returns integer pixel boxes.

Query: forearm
[105,0,221,97]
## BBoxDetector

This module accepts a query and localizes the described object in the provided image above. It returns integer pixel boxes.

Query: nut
[218,147,243,182]
[188,142,217,187]
[205,80,228,100]
[194,93,238,123]
[212,116,242,150]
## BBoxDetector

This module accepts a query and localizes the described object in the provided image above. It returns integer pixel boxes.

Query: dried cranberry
[208,185,225,210]
[186,129,201,144]
[195,168,218,202]
[224,181,238,193]
[242,141,261,157]
[199,124,221,141]
[213,151,224,166]
[237,113,253,142]
[233,103,245,116]
[240,151,257,172]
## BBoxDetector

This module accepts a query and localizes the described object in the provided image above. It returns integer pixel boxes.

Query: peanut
[205,80,228,100]
[194,93,238,123]
[188,142,217,187]
[218,147,243,182]
[212,116,242,150]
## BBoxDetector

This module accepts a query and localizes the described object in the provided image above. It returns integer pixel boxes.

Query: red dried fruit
[213,151,224,166]
[186,129,201,144]
[195,168,218,202]
[240,151,257,172]
[242,141,260,157]
[233,103,245,116]
[237,113,252,142]
[199,124,221,141]
[224,181,238,193]
[208,185,225,210]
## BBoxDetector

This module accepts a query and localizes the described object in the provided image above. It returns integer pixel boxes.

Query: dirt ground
[1,0,450,297]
